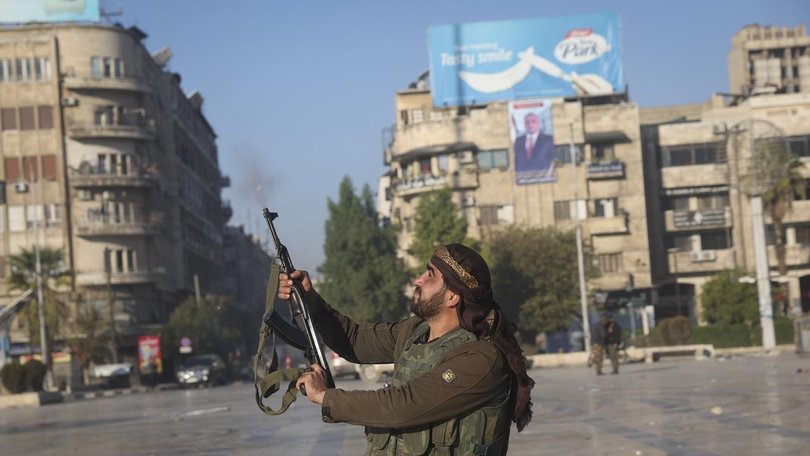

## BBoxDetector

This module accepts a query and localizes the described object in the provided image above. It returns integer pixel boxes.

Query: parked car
[176,354,229,387]
[325,348,360,380]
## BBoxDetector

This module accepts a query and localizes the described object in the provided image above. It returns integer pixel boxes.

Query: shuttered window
[19,106,35,130]
[38,106,53,129]
[41,155,57,180]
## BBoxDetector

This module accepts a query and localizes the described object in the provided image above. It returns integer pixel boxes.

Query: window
[19,107,35,130]
[22,157,38,181]
[418,157,431,174]
[437,154,449,173]
[554,144,583,165]
[598,253,623,273]
[700,232,730,250]
[595,198,618,218]
[26,204,43,229]
[44,204,61,228]
[34,57,51,80]
[0,59,12,82]
[15,58,31,81]
[410,109,423,124]
[37,106,53,129]
[669,196,689,211]
[592,143,615,162]
[477,149,508,171]
[662,143,724,167]
[665,235,692,251]
[115,249,124,272]
[4,158,20,181]
[478,204,514,226]
[796,224,810,244]
[94,106,114,125]
[697,194,729,210]
[103,57,112,77]
[91,56,102,77]
[114,58,124,77]
[1,108,16,130]
[787,135,810,157]
[41,155,57,180]
[8,206,25,232]
[554,200,573,221]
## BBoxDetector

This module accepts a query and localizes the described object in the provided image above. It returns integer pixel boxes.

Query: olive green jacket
[307,292,511,431]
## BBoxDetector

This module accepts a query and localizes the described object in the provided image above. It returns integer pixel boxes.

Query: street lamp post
[570,122,590,354]
[667,247,682,316]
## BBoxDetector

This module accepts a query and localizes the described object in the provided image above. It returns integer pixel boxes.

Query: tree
[161,295,251,366]
[68,300,114,385]
[410,188,472,269]
[760,143,805,317]
[318,176,410,322]
[487,227,598,336]
[701,269,759,326]
[8,247,70,363]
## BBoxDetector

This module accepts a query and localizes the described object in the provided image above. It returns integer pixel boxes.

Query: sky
[111,0,810,273]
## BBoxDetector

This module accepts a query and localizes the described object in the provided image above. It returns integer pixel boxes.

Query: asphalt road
[2,353,809,455]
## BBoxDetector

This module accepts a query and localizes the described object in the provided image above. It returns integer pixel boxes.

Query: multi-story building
[223,225,272,317]
[0,23,231,361]
[379,24,810,326]
[380,73,653,316]
[728,24,810,95]
[642,92,810,320]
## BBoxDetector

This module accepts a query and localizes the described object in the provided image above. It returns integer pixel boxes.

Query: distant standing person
[513,112,554,173]
[604,315,622,375]
[589,318,606,376]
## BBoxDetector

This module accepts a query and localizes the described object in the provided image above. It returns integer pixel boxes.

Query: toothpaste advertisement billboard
[428,12,623,107]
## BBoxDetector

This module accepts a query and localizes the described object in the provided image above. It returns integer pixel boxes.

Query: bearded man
[278,243,535,455]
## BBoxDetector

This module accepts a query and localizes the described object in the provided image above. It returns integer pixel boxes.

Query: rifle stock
[262,209,335,389]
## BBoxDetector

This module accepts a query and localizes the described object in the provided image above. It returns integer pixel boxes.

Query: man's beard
[410,285,446,320]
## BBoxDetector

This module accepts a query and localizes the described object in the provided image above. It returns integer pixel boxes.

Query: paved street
[1,353,809,455]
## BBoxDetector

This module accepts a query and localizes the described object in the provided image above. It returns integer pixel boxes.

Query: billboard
[509,99,556,185]
[428,12,623,107]
[0,0,100,24]
[137,335,163,375]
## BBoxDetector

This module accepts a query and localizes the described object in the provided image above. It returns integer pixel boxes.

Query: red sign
[137,335,163,374]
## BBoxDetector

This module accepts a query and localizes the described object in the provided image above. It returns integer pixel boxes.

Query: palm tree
[8,247,71,359]
[758,140,806,316]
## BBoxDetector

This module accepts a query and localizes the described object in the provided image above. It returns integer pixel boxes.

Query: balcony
[665,207,731,232]
[776,200,810,224]
[68,120,156,141]
[590,272,633,291]
[668,249,734,274]
[660,164,728,189]
[75,220,159,237]
[587,161,625,179]
[587,215,628,236]
[70,170,157,189]
[394,175,448,197]
[768,244,810,267]
[64,76,152,94]
[76,268,165,286]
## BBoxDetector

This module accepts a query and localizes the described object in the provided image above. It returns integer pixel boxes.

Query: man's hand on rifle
[295,363,328,404]
[277,270,313,299]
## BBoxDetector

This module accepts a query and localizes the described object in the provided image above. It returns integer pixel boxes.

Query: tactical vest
[365,322,511,456]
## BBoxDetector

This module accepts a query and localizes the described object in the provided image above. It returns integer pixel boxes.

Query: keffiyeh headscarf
[430,243,535,432]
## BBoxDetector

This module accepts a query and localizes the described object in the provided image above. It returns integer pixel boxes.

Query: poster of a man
[509,100,556,185]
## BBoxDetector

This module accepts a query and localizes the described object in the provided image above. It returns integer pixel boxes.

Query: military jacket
[307,292,512,454]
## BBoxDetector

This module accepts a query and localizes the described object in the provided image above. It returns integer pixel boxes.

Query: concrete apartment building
[381,73,653,314]
[379,24,810,325]
[728,24,810,95]
[0,23,232,360]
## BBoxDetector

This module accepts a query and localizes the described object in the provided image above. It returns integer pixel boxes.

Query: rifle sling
[253,260,306,416]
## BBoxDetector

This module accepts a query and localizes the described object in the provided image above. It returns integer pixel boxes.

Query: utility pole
[29,169,50,390]
[104,247,118,362]
[570,122,590,354]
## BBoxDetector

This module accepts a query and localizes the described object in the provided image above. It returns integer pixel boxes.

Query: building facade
[0,23,231,360]
[379,25,810,326]
[728,24,810,95]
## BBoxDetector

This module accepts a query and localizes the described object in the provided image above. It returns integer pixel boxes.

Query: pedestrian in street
[604,315,622,375]
[278,243,535,455]
[589,317,606,375]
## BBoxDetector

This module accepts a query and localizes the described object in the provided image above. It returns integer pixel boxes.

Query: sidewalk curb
[0,384,180,410]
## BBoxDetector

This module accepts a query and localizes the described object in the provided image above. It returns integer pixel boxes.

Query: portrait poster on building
[137,335,163,375]
[509,99,556,185]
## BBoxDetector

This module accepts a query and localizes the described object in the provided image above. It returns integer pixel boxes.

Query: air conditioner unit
[77,190,93,201]
[690,250,717,262]
[458,150,474,164]
[13,180,29,193]
[63,97,79,107]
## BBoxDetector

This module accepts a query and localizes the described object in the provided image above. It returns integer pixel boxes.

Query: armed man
[278,243,535,455]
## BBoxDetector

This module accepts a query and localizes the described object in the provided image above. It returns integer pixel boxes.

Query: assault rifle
[254,209,334,415]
